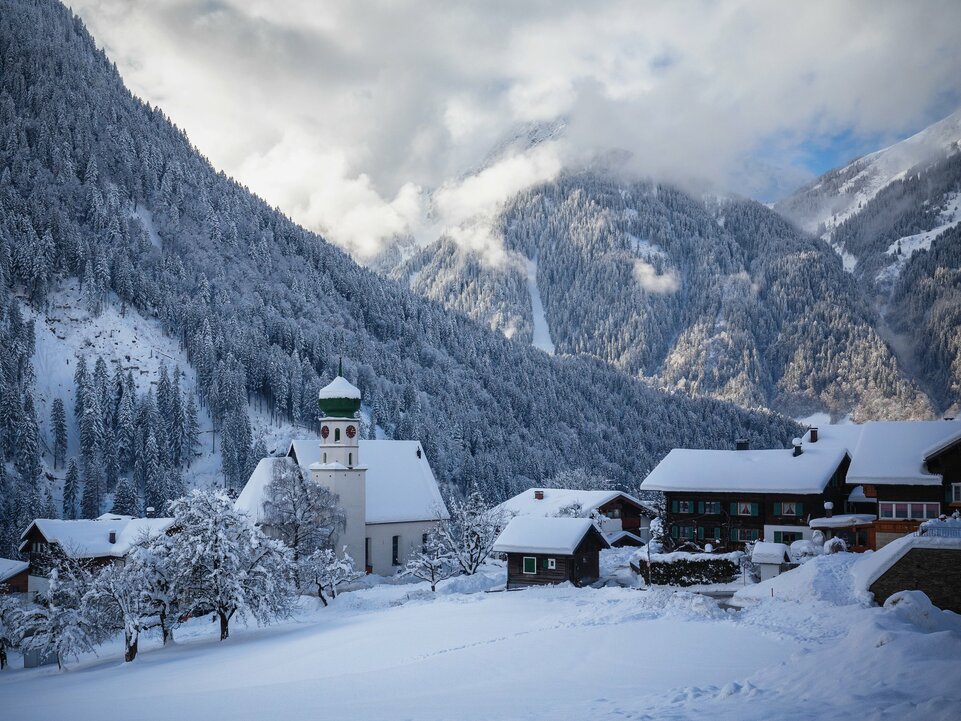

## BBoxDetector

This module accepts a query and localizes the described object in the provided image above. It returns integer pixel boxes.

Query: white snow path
[525,255,555,355]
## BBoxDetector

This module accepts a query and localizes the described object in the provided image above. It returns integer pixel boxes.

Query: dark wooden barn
[493,517,610,590]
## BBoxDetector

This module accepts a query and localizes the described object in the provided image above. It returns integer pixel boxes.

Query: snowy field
[3,554,960,721]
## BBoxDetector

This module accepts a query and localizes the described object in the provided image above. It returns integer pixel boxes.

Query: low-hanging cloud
[70,0,961,262]
[633,260,680,295]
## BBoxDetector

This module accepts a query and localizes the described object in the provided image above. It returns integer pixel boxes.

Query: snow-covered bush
[404,526,458,592]
[635,551,743,586]
[789,539,822,563]
[299,547,364,606]
[824,537,847,554]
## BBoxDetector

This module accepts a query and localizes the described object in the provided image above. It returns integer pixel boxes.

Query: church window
[392,535,400,565]
[348,452,353,467]
[335,428,341,442]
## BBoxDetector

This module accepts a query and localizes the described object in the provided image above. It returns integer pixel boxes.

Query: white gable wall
[365,520,442,576]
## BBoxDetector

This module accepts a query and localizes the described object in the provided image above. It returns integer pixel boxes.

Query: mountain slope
[391,173,931,420]
[0,0,802,540]
[777,110,961,411]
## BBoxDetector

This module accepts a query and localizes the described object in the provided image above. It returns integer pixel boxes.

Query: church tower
[310,365,367,569]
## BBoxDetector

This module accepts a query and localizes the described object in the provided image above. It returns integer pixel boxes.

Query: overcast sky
[71,0,961,261]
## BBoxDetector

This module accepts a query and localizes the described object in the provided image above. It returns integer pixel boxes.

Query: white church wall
[366,520,443,576]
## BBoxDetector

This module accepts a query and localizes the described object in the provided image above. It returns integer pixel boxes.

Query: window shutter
[773,502,781,516]
[751,502,759,517]
[671,525,679,539]
[730,502,737,515]
[697,501,704,514]
[697,526,705,540]
[774,531,782,543]
[796,501,804,516]
[671,500,679,513]
[730,528,737,541]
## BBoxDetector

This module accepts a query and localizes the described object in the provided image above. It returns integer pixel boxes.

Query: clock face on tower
[320,426,329,439]
[346,425,356,439]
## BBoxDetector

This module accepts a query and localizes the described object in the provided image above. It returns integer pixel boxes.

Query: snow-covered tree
[128,534,182,646]
[62,458,80,520]
[299,547,364,607]
[439,487,504,576]
[0,592,24,670]
[260,457,344,580]
[21,561,98,670]
[167,490,295,640]
[111,477,138,516]
[404,525,458,592]
[83,560,154,662]
[50,398,68,470]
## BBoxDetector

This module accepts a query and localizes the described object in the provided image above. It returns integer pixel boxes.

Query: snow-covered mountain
[387,174,934,421]
[776,109,961,236]
[0,0,808,554]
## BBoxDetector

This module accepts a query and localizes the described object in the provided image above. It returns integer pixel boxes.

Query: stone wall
[869,548,961,613]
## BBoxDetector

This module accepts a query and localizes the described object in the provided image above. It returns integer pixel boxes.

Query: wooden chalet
[641,432,850,550]
[0,558,29,594]
[495,488,656,546]
[493,517,610,589]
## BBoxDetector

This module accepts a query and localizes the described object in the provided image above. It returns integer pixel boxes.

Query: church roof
[318,376,361,400]
[256,439,450,524]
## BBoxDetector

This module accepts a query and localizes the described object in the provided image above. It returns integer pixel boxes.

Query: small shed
[0,558,29,594]
[493,517,610,589]
[751,541,793,581]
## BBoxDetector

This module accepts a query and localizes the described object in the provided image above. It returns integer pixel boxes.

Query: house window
[731,528,760,542]
[878,502,940,520]
[547,558,557,570]
[781,502,798,517]
[391,535,400,565]
[703,501,721,514]
[522,556,537,574]
[678,500,692,513]
[736,501,757,516]
[671,525,694,540]
[774,531,802,544]
[952,483,961,503]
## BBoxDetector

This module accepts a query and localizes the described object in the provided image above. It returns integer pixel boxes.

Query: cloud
[633,260,680,295]
[70,0,961,259]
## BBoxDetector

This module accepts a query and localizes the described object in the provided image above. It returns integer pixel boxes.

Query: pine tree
[111,477,138,516]
[62,458,80,520]
[80,460,103,519]
[50,398,68,470]
[182,392,201,466]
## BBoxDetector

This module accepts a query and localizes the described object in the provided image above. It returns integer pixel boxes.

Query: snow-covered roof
[495,488,654,519]
[18,517,175,559]
[846,420,961,486]
[847,486,876,504]
[751,542,790,565]
[809,514,876,529]
[264,439,449,524]
[641,444,848,494]
[0,558,29,583]
[234,457,276,524]
[493,517,608,555]
[318,376,361,400]
[604,530,645,546]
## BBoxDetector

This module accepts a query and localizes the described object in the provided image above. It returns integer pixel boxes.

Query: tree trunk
[316,585,328,607]
[219,611,230,640]
[0,642,7,670]
[124,630,139,662]
[160,608,173,645]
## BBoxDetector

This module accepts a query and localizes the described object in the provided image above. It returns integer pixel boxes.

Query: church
[236,373,449,575]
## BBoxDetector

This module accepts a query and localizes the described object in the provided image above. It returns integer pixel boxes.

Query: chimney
[809,427,819,443]
[735,438,749,451]
[823,501,834,519]
[534,490,545,500]
[792,438,803,457]
[145,506,156,519]
[108,529,117,544]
